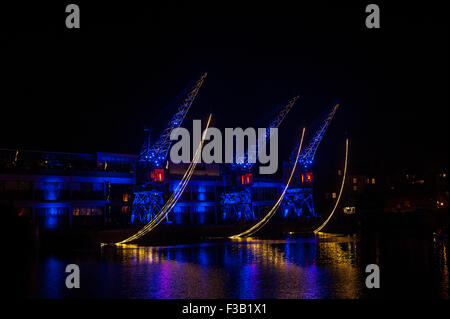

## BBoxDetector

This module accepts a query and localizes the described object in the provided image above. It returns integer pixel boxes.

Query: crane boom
[289,104,339,168]
[139,73,207,167]
[233,95,299,171]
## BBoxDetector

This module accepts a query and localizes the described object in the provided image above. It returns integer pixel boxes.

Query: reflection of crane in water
[111,237,356,267]
[106,236,361,298]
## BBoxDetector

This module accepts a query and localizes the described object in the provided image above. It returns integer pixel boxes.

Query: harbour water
[14,233,448,299]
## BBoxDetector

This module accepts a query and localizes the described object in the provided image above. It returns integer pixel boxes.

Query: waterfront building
[0,148,283,231]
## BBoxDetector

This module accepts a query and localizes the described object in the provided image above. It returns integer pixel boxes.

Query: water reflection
[433,240,448,299]
[107,236,362,298]
[32,235,447,299]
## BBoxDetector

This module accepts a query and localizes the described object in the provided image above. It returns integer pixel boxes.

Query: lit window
[371,178,376,184]
[332,192,337,199]
[72,207,103,216]
[353,178,357,184]
[366,178,370,184]
[353,185,358,191]
[343,207,356,214]
[301,172,313,183]
[240,173,253,185]
[338,170,342,176]
[123,193,130,202]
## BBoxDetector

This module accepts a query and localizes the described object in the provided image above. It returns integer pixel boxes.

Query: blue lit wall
[173,205,188,224]
[38,181,64,200]
[198,186,207,201]
[196,205,207,224]
[171,203,215,225]
[36,182,66,230]
[39,207,66,230]
[44,208,58,230]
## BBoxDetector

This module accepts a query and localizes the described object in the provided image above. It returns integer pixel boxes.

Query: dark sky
[1,2,448,174]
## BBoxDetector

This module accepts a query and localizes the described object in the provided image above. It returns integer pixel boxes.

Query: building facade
[0,149,284,231]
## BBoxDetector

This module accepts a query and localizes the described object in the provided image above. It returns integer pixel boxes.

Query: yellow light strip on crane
[115,114,213,244]
[117,159,192,243]
[116,115,211,244]
[118,115,212,243]
[230,128,306,239]
[313,139,349,234]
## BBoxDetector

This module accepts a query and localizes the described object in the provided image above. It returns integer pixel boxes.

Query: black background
[1,1,448,175]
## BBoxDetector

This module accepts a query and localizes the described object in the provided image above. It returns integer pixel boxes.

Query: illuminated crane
[220,96,299,222]
[282,104,339,218]
[231,95,299,172]
[131,73,207,224]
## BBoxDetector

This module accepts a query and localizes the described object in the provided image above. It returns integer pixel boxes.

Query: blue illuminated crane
[290,104,339,169]
[221,96,299,222]
[139,72,208,167]
[282,104,339,218]
[231,95,300,172]
[131,73,207,224]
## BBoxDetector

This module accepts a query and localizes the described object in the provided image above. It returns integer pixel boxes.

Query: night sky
[1,2,448,175]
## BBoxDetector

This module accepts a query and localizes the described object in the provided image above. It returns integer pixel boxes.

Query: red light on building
[150,169,165,182]
[240,173,253,185]
[301,172,313,183]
